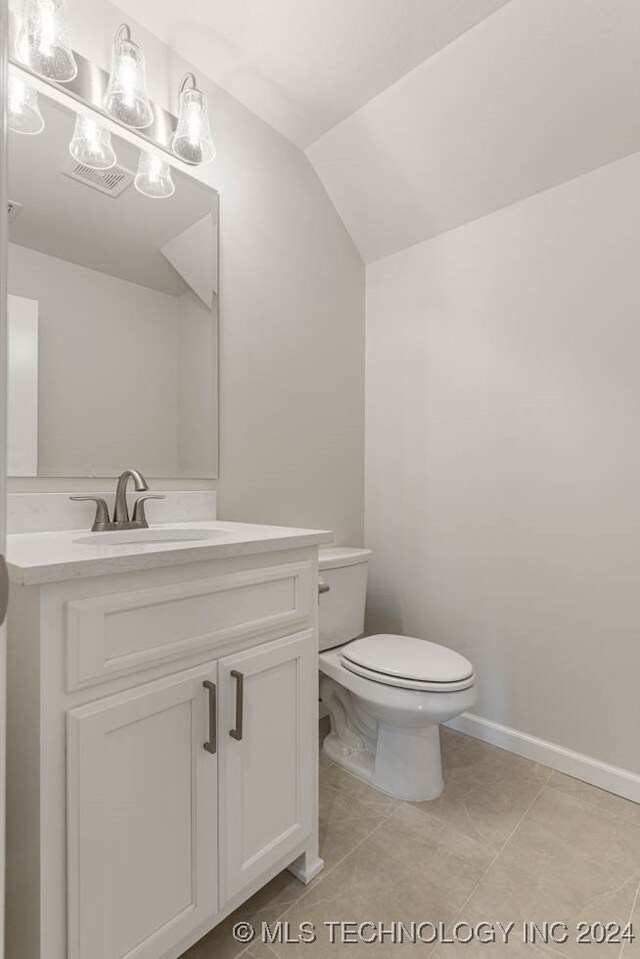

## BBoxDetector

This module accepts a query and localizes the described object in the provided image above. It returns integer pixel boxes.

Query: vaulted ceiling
[308,0,640,261]
[117,0,640,264]
[115,0,510,148]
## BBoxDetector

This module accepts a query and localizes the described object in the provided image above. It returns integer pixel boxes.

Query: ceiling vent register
[63,161,134,198]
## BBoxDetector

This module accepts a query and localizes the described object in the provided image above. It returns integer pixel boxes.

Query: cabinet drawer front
[67,562,314,690]
[67,664,218,959]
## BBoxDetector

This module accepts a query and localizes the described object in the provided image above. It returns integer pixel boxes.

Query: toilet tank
[318,547,373,651]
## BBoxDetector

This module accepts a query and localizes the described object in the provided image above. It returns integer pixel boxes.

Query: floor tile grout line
[240,941,279,959]
[257,767,550,959]
[231,748,570,959]
[266,797,403,929]
[226,742,640,959]
[461,773,640,959]
[619,875,640,959]
[537,770,640,959]
[546,772,640,832]
[318,740,554,917]
[402,762,554,855]
[393,800,496,854]
[452,771,551,922]
[233,785,400,959]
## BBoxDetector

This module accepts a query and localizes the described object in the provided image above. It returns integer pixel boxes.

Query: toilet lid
[341,634,474,686]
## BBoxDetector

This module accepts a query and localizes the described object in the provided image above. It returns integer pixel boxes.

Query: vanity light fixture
[135,151,175,199]
[69,114,117,170]
[10,22,220,168]
[103,24,154,130]
[16,0,77,83]
[8,74,45,135]
[172,73,215,165]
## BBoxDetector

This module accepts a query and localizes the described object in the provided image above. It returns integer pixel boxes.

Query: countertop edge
[8,529,335,586]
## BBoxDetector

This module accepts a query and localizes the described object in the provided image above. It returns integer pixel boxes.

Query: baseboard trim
[446,712,640,804]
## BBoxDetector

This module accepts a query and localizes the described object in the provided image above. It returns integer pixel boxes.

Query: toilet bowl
[318,548,477,802]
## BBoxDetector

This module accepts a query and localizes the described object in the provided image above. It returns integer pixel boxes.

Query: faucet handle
[132,494,166,527]
[70,496,111,532]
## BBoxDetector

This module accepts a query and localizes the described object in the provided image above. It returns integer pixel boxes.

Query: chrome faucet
[70,469,165,532]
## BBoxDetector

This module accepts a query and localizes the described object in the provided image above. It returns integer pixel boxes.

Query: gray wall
[366,151,640,776]
[8,0,365,546]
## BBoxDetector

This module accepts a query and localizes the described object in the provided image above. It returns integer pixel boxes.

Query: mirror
[7,92,219,478]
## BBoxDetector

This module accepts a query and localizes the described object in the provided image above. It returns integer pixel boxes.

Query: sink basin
[74,528,222,546]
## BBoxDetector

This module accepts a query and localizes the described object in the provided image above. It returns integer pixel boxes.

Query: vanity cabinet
[6,543,326,959]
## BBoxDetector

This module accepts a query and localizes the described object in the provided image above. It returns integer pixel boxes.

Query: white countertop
[7,521,334,586]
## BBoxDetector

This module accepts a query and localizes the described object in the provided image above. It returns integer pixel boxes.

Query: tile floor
[182,723,640,958]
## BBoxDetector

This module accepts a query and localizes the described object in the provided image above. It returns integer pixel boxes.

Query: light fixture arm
[114,24,132,44]
[178,73,198,95]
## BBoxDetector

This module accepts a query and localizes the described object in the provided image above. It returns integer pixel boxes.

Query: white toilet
[318,547,477,802]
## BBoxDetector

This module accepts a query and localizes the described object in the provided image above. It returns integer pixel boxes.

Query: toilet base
[318,652,476,803]
[323,731,375,784]
[323,722,444,802]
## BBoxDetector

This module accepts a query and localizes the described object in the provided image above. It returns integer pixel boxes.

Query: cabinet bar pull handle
[230,670,244,741]
[203,680,217,754]
[318,582,330,594]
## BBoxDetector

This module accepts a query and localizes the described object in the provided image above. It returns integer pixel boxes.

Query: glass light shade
[103,26,153,129]
[172,80,215,165]
[69,114,117,170]
[8,75,45,135]
[135,151,175,199]
[17,0,77,83]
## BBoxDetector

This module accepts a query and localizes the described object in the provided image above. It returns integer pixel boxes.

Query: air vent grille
[63,161,134,198]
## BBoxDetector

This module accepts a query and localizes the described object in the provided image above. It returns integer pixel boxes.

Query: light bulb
[69,114,116,170]
[103,24,153,129]
[172,73,215,165]
[8,74,45,135]
[135,151,175,199]
[16,0,77,83]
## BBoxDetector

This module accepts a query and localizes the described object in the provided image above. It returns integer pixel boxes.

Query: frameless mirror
[7,92,219,478]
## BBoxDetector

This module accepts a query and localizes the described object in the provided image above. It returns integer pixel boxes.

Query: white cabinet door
[67,663,218,959]
[219,631,315,902]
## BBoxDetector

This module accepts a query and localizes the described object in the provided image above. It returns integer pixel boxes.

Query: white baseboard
[446,712,640,804]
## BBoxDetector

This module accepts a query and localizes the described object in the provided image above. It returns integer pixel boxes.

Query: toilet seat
[340,634,475,692]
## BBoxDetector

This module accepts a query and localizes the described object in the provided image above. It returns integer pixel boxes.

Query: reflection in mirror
[7,93,219,478]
